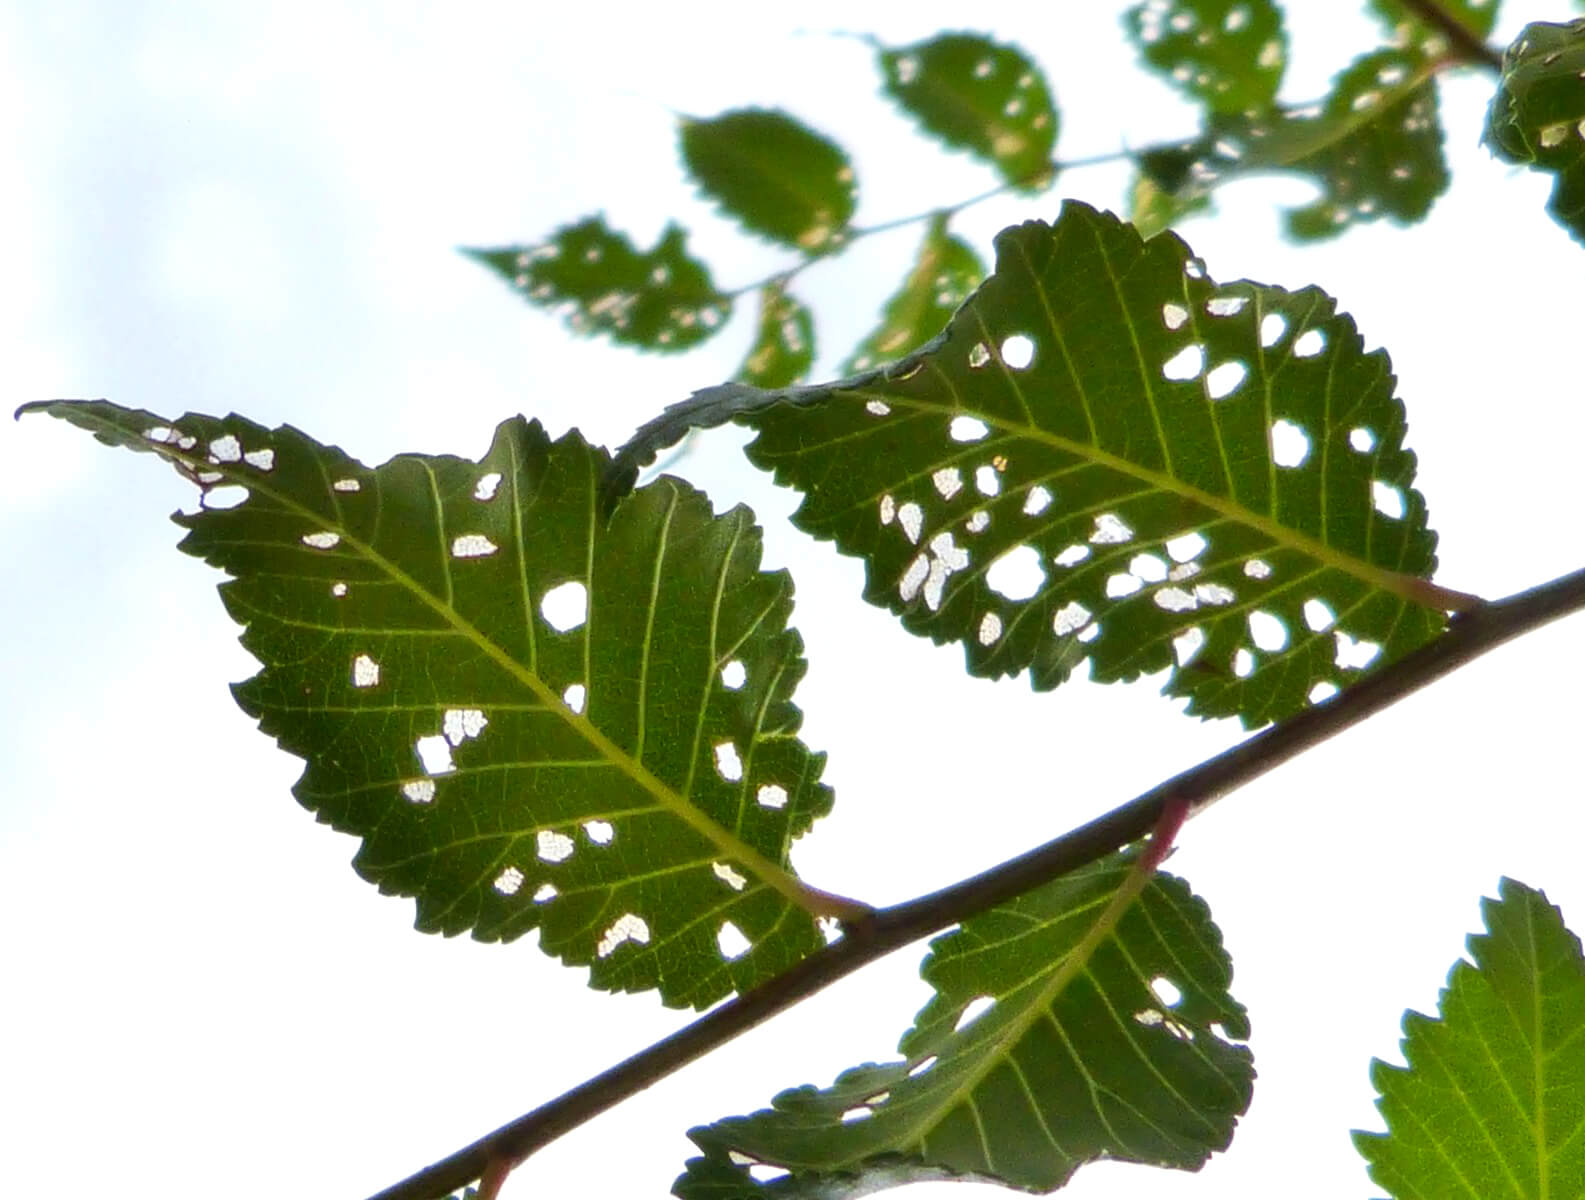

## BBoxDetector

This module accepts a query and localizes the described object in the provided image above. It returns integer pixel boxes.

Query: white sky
[4,2,1583,1197]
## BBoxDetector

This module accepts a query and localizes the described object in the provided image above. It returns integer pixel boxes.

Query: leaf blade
[1484,19,1585,246]
[843,213,985,374]
[1125,0,1287,114]
[738,284,816,389]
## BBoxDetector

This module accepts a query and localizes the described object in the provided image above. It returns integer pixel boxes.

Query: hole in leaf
[1151,976,1183,1006]
[1195,582,1236,605]
[1233,648,1255,677]
[401,779,435,804]
[932,467,963,500]
[494,867,524,896]
[1293,328,1325,357]
[1173,627,1206,665]
[331,582,348,598]
[533,883,558,904]
[597,913,650,957]
[1309,681,1339,703]
[1248,610,1288,651]
[1335,632,1381,670]
[987,545,1045,600]
[757,784,788,809]
[1090,513,1134,544]
[1162,302,1189,330]
[302,531,340,550]
[541,581,588,631]
[1206,361,1246,399]
[1162,344,1206,381]
[717,921,751,960]
[1053,544,1090,567]
[202,486,249,510]
[1244,558,1272,579]
[898,502,924,543]
[840,1106,873,1123]
[865,399,891,416]
[474,473,502,501]
[720,661,746,690]
[207,435,242,463]
[1303,598,1335,631]
[1077,621,1101,643]
[968,342,991,368]
[949,415,990,442]
[978,612,1003,644]
[443,708,488,746]
[1350,427,1377,453]
[563,683,586,713]
[1129,553,1167,583]
[1022,485,1052,515]
[713,862,748,890]
[908,1055,938,1077]
[1053,601,1092,635]
[974,465,1000,496]
[351,654,380,688]
[415,736,454,775]
[583,820,614,844]
[954,996,995,1032]
[713,742,743,782]
[451,534,498,558]
[1372,481,1405,519]
[535,829,578,864]
[923,533,969,612]
[1000,334,1035,369]
[879,494,896,525]
[965,510,990,533]
[1169,561,1200,581]
[1106,572,1142,598]
[1207,295,1246,317]
[1156,586,1197,612]
[332,477,361,493]
[1271,419,1311,467]
[748,1165,790,1185]
[1259,312,1287,346]
[899,552,930,602]
[1165,532,1207,562]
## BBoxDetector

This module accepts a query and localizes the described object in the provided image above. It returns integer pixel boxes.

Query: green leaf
[843,213,985,374]
[22,399,852,1010]
[1484,20,1585,245]
[1354,879,1585,1197]
[1140,49,1449,240]
[463,216,728,352]
[677,852,1252,1197]
[877,33,1058,191]
[681,109,856,252]
[1128,170,1214,240]
[1125,0,1287,115]
[612,203,1467,728]
[738,285,816,389]
[1368,0,1500,45]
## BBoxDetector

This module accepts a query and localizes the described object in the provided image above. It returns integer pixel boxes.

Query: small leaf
[1125,0,1287,114]
[738,285,815,389]
[613,203,1467,728]
[464,216,728,352]
[681,109,856,252]
[1484,19,1585,245]
[1354,879,1585,1195]
[1368,0,1500,47]
[878,32,1058,191]
[1140,49,1449,240]
[23,400,847,1010]
[843,213,985,374]
[1128,169,1214,240]
[677,853,1251,1197]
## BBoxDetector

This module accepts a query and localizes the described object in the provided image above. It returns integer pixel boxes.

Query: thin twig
[367,565,1585,1200]
[1395,0,1504,72]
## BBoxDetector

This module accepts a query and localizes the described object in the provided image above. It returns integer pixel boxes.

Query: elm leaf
[1125,0,1287,114]
[1484,19,1585,245]
[843,213,985,374]
[738,284,815,389]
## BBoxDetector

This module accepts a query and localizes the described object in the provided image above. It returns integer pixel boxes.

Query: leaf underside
[619,202,1449,727]
[464,216,728,352]
[878,32,1058,191]
[678,852,1252,1198]
[1125,0,1287,115]
[1139,48,1449,241]
[1484,19,1585,246]
[25,400,837,1010]
[1354,878,1585,1196]
[843,213,985,375]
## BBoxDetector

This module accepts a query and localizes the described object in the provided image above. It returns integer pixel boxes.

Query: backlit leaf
[1354,879,1585,1196]
[464,216,728,352]
[1125,0,1286,114]
[738,284,815,389]
[612,203,1467,728]
[677,852,1251,1197]
[1139,49,1448,240]
[878,33,1058,191]
[843,213,985,374]
[681,109,856,252]
[23,399,848,1010]
[1368,0,1500,46]
[1128,170,1214,240]
[1484,19,1585,245]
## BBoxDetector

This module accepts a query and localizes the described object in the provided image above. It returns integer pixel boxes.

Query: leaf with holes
[738,284,815,389]
[843,213,985,374]
[877,33,1057,191]
[612,202,1473,728]
[681,109,856,253]
[676,851,1251,1197]
[1484,19,1585,245]
[463,216,728,352]
[1129,169,1214,240]
[1354,879,1585,1195]
[1368,0,1500,48]
[22,399,854,1010]
[1125,0,1286,115]
[1139,48,1448,240]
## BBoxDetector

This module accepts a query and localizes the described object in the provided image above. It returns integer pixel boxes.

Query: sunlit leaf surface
[1355,879,1585,1197]
[681,109,856,252]
[1139,49,1448,240]
[739,284,815,389]
[843,213,984,374]
[464,216,727,352]
[677,853,1251,1197]
[877,32,1058,191]
[1485,19,1585,245]
[24,400,842,1010]
[1125,0,1286,114]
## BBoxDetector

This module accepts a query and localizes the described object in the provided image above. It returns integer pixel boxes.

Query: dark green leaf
[738,285,816,389]
[681,109,856,252]
[464,216,727,352]
[878,33,1058,191]
[1484,19,1585,245]
[1125,0,1286,114]
[614,203,1466,728]
[843,213,985,374]
[22,399,849,1010]
[1369,0,1500,46]
[1354,879,1585,1196]
[677,852,1251,1197]
[1139,49,1449,240]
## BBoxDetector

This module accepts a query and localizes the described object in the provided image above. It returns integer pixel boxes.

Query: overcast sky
[5,2,1584,1198]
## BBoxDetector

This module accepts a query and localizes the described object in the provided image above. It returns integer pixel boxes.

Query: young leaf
[1484,19,1585,246]
[1124,0,1287,115]
[1354,879,1585,1195]
[877,33,1058,191]
[677,852,1251,1197]
[463,216,728,352]
[843,212,985,374]
[611,202,1473,729]
[1139,49,1449,240]
[680,109,856,252]
[21,399,855,1010]
[738,284,815,389]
